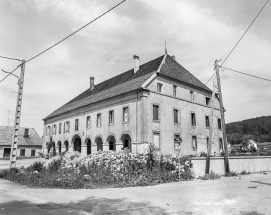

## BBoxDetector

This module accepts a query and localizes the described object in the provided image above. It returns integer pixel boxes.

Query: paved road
[0,173,270,215]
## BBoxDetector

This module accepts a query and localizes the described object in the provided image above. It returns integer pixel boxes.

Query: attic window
[24,128,29,137]
[157,83,163,93]
[206,97,211,106]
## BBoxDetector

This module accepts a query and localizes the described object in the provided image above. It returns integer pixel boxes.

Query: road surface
[0,173,270,215]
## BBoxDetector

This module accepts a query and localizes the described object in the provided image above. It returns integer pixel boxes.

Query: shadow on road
[0,196,169,215]
[250,180,271,187]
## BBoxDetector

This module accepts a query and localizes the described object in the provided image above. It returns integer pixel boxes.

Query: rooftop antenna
[165,41,167,54]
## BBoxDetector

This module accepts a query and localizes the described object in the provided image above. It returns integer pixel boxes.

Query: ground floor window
[219,138,223,150]
[31,149,35,157]
[3,148,11,157]
[153,132,160,149]
[192,136,197,150]
[20,149,25,156]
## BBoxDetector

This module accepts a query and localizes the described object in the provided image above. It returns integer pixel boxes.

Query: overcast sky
[0,0,270,136]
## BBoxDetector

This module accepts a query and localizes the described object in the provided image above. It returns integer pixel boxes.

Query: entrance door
[74,138,82,153]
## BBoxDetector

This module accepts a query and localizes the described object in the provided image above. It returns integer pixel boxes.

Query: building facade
[43,54,224,156]
[0,126,42,158]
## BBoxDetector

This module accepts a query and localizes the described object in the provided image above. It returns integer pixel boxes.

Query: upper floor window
[191,113,196,126]
[75,119,79,131]
[47,126,51,136]
[109,110,114,124]
[173,109,179,123]
[64,121,70,133]
[192,136,197,150]
[190,91,194,102]
[97,113,102,127]
[218,118,222,129]
[53,124,56,134]
[206,137,209,149]
[206,97,211,106]
[157,83,163,93]
[205,116,210,128]
[153,105,160,121]
[173,85,177,97]
[86,116,91,129]
[123,107,129,122]
[59,123,62,134]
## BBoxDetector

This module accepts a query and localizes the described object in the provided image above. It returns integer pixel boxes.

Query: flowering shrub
[0,144,193,188]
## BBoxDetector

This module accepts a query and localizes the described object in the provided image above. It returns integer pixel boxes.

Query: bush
[199,171,221,180]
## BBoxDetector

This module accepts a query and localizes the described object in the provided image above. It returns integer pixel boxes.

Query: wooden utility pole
[205,69,216,174]
[9,60,25,168]
[215,60,230,175]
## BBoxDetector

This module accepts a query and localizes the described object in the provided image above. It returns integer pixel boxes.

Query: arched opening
[107,135,116,151]
[121,134,132,151]
[95,136,103,151]
[64,140,69,152]
[46,142,50,153]
[52,142,56,155]
[57,141,62,153]
[73,135,82,153]
[86,139,91,155]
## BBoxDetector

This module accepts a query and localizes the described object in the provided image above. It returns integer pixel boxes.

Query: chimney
[24,128,29,137]
[172,55,176,60]
[90,77,95,91]
[133,55,140,73]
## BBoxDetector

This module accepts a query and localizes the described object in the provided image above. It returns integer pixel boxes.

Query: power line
[25,0,126,63]
[221,0,269,66]
[0,0,126,84]
[0,64,22,83]
[0,56,21,62]
[220,66,271,82]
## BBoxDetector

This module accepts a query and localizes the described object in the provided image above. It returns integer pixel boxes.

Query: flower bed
[0,145,193,189]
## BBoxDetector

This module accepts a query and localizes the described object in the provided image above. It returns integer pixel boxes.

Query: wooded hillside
[226,116,271,145]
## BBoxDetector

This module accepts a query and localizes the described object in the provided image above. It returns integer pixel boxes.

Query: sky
[0,0,270,136]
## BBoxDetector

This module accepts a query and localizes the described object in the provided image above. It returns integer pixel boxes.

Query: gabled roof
[0,126,43,146]
[44,54,211,120]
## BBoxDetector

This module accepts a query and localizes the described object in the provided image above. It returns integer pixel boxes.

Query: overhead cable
[0,56,22,62]
[221,0,269,66]
[220,66,271,82]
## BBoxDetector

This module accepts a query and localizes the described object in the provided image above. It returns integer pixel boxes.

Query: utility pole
[205,69,216,174]
[215,60,230,175]
[9,60,25,168]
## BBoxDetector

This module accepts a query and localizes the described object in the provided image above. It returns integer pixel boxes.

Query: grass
[199,170,221,180]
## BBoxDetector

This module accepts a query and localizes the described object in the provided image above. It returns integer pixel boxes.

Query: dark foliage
[226,116,271,144]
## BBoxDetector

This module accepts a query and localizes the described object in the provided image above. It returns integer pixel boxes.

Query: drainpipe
[135,90,138,154]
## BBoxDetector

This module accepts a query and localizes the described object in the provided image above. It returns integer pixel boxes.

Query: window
[109,110,114,124]
[47,126,51,136]
[97,113,102,127]
[53,124,56,134]
[206,137,209,149]
[191,113,196,126]
[174,134,181,150]
[20,149,25,156]
[173,109,179,123]
[59,123,62,134]
[64,121,70,133]
[190,91,194,101]
[205,116,210,128]
[206,97,211,106]
[219,138,223,150]
[153,105,159,121]
[153,132,160,149]
[123,107,129,122]
[173,85,177,97]
[86,116,91,129]
[24,128,29,137]
[192,136,197,150]
[157,83,163,93]
[75,119,79,131]
[218,118,222,129]
[31,149,35,157]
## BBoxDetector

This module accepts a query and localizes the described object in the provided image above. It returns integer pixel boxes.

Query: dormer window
[24,128,29,137]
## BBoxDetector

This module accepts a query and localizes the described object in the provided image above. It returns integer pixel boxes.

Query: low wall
[191,156,271,177]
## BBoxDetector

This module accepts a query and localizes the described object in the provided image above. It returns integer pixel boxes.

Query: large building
[43,54,224,156]
[0,126,42,158]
